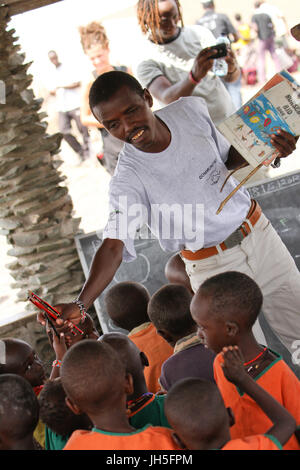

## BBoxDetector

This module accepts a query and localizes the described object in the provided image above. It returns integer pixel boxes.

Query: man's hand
[270,130,298,159]
[191,47,217,82]
[37,302,81,327]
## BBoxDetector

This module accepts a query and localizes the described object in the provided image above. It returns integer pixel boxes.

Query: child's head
[0,374,39,450]
[39,377,92,437]
[164,377,232,450]
[190,271,263,354]
[104,281,150,332]
[0,338,46,387]
[164,254,193,294]
[60,339,133,419]
[99,332,148,398]
[147,284,195,347]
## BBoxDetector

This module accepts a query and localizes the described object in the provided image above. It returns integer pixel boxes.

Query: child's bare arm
[221,346,296,446]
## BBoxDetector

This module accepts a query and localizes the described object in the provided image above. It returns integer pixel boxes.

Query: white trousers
[182,212,300,354]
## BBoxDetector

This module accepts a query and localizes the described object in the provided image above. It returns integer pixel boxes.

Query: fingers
[270,130,297,157]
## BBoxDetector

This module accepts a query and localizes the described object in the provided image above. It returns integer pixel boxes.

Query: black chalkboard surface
[74,227,173,333]
[247,170,300,270]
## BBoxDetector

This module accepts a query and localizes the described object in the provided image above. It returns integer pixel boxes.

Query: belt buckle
[223,228,245,249]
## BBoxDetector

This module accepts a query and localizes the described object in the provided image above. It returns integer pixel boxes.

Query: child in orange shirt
[61,339,180,450]
[99,332,170,429]
[190,271,300,450]
[164,346,296,450]
[104,281,173,393]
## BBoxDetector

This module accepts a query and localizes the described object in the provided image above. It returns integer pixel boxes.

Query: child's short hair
[104,281,150,331]
[0,374,39,440]
[164,377,228,448]
[39,378,91,437]
[147,284,195,336]
[61,339,126,414]
[199,271,263,329]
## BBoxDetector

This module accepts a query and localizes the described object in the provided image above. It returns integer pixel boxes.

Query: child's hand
[220,346,248,386]
[52,332,67,361]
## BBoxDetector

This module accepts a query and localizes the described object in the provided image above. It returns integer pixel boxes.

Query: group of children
[0,269,299,451]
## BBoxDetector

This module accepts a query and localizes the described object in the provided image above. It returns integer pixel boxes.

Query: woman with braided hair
[135,0,240,125]
[79,21,130,175]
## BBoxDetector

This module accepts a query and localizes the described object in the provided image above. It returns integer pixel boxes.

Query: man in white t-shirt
[38,71,300,357]
[48,51,90,160]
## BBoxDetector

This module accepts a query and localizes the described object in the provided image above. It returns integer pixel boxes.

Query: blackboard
[247,170,300,270]
[74,227,173,333]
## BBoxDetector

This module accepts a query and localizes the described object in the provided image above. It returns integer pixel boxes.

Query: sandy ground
[0,70,299,327]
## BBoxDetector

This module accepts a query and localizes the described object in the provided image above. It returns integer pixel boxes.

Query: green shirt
[45,425,69,450]
[129,394,170,429]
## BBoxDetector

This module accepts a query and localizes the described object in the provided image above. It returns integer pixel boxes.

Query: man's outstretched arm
[37,238,124,325]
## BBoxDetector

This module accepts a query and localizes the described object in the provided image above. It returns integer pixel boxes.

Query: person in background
[48,50,90,162]
[196,0,239,42]
[104,281,173,393]
[257,1,290,49]
[196,0,242,109]
[251,1,281,84]
[78,21,129,175]
[136,0,240,125]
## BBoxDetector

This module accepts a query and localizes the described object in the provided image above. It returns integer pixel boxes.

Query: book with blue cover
[218,70,300,168]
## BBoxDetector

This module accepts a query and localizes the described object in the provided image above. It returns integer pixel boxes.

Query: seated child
[0,374,41,450]
[61,339,180,450]
[99,332,170,429]
[164,346,296,450]
[39,377,92,450]
[104,281,173,393]
[190,271,300,450]
[147,284,215,391]
[0,337,46,448]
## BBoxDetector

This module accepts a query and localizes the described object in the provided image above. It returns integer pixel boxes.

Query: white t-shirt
[49,63,82,113]
[102,97,251,262]
[136,25,235,125]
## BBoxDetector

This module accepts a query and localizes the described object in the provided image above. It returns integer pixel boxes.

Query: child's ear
[140,352,149,368]
[65,396,83,416]
[226,407,235,427]
[125,373,134,396]
[225,321,239,338]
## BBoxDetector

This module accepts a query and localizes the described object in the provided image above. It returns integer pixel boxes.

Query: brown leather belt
[181,200,262,261]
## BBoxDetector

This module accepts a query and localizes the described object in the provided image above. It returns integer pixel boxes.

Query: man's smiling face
[92,86,164,153]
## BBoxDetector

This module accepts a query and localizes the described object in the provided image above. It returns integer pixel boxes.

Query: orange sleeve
[222,434,282,450]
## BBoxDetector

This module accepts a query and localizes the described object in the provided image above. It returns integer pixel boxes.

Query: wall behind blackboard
[75,228,173,333]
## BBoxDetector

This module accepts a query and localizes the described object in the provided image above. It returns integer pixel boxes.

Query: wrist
[72,299,88,323]
[188,70,201,86]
